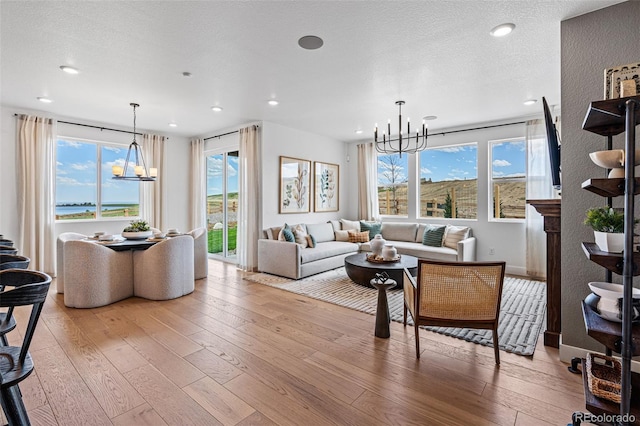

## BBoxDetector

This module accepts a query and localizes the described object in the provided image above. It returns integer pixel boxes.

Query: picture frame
[279,156,311,213]
[313,161,339,212]
[604,62,640,99]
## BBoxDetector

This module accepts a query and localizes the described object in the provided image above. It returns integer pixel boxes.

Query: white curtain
[17,115,57,274]
[140,134,167,231]
[237,125,261,271]
[357,143,380,220]
[190,138,207,230]
[525,118,559,278]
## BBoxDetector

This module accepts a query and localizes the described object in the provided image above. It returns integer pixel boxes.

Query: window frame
[55,136,142,223]
[488,137,526,223]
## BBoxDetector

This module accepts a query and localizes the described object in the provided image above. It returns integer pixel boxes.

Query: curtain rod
[428,120,526,137]
[204,124,260,141]
[14,114,143,136]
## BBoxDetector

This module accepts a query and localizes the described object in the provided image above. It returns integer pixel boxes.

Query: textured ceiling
[0,0,625,142]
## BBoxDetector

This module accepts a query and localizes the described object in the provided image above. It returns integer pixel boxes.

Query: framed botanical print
[279,156,311,213]
[314,161,339,212]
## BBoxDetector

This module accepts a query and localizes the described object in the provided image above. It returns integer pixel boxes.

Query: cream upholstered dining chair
[188,227,208,280]
[403,259,506,364]
[63,240,134,308]
[133,235,194,300]
[56,232,86,293]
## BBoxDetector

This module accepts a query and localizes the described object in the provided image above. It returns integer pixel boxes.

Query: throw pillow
[340,218,360,231]
[443,225,470,250]
[277,224,295,243]
[334,230,350,242]
[348,230,370,243]
[292,224,308,248]
[360,221,382,240]
[422,224,446,247]
[306,234,316,248]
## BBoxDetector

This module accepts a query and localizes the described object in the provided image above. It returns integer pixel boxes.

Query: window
[377,153,409,216]
[489,139,526,220]
[55,138,139,220]
[419,144,477,219]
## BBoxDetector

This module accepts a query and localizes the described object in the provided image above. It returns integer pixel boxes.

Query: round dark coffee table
[344,253,418,288]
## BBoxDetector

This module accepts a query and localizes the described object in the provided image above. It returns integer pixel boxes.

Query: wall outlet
[489,248,495,255]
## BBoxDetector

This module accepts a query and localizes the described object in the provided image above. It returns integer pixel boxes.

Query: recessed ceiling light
[298,35,324,50]
[422,115,437,121]
[268,100,279,106]
[355,129,363,134]
[523,99,537,106]
[490,23,515,37]
[37,97,53,103]
[211,106,223,112]
[182,71,192,77]
[59,65,79,74]
[169,123,177,127]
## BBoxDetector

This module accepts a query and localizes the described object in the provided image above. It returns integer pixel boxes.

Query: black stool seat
[0,347,33,387]
[0,240,13,247]
[0,255,30,270]
[0,246,17,255]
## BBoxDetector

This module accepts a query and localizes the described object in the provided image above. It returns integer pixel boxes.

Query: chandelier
[111,103,156,181]
[374,100,428,157]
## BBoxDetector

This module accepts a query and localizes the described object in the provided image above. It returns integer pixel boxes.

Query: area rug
[244,267,546,356]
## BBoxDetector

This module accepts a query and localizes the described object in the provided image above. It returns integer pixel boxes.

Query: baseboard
[505,265,529,277]
[560,341,640,373]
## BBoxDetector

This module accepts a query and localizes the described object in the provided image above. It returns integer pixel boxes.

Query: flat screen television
[542,97,561,190]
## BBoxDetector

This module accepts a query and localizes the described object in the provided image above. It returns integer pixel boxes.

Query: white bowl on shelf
[588,281,640,299]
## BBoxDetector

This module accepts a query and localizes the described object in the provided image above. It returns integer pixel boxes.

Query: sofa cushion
[306,222,335,243]
[360,221,382,240]
[443,225,470,249]
[292,224,308,248]
[348,230,369,243]
[300,241,358,264]
[390,240,459,262]
[340,219,360,231]
[335,230,350,242]
[329,220,341,232]
[422,224,446,247]
[267,226,282,240]
[381,222,418,242]
[278,225,295,243]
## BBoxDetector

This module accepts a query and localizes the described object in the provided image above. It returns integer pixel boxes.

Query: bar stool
[0,246,17,255]
[0,269,51,425]
[0,239,13,247]
[0,256,31,346]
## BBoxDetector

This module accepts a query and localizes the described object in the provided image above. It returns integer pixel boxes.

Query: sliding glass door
[206,150,239,260]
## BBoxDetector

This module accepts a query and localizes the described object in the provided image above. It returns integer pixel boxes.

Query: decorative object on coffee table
[313,161,339,212]
[344,252,417,287]
[279,156,310,213]
[381,243,398,261]
[371,272,396,338]
[369,234,386,257]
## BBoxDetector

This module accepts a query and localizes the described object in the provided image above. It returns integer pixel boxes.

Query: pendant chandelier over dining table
[374,100,428,157]
[112,103,157,181]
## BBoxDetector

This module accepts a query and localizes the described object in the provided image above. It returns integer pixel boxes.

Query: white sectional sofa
[360,222,476,262]
[257,220,476,279]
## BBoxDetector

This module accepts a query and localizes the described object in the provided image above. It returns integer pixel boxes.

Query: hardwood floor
[7,260,584,425]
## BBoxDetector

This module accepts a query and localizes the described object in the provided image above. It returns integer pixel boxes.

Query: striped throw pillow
[422,224,446,247]
[443,225,470,249]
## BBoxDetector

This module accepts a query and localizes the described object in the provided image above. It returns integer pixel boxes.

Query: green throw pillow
[422,224,446,247]
[282,223,295,243]
[360,221,382,240]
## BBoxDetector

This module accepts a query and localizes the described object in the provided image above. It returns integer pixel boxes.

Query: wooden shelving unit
[573,96,639,425]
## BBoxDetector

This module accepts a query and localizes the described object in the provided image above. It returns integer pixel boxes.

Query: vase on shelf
[381,244,397,261]
[370,234,386,257]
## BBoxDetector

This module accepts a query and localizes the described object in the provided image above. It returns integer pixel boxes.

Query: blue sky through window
[207,154,239,196]
[491,140,526,178]
[419,144,478,182]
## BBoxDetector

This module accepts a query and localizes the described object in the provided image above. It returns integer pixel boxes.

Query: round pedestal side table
[370,277,397,338]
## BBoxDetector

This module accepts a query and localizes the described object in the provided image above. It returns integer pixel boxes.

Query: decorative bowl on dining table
[122,219,152,240]
[122,231,153,240]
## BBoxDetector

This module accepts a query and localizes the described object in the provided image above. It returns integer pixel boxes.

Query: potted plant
[584,207,626,253]
[122,220,152,240]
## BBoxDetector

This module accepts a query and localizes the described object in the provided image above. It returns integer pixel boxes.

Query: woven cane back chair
[403,259,506,364]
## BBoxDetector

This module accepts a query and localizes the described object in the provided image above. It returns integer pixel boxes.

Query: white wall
[260,121,348,229]
[0,105,190,245]
[346,119,535,276]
